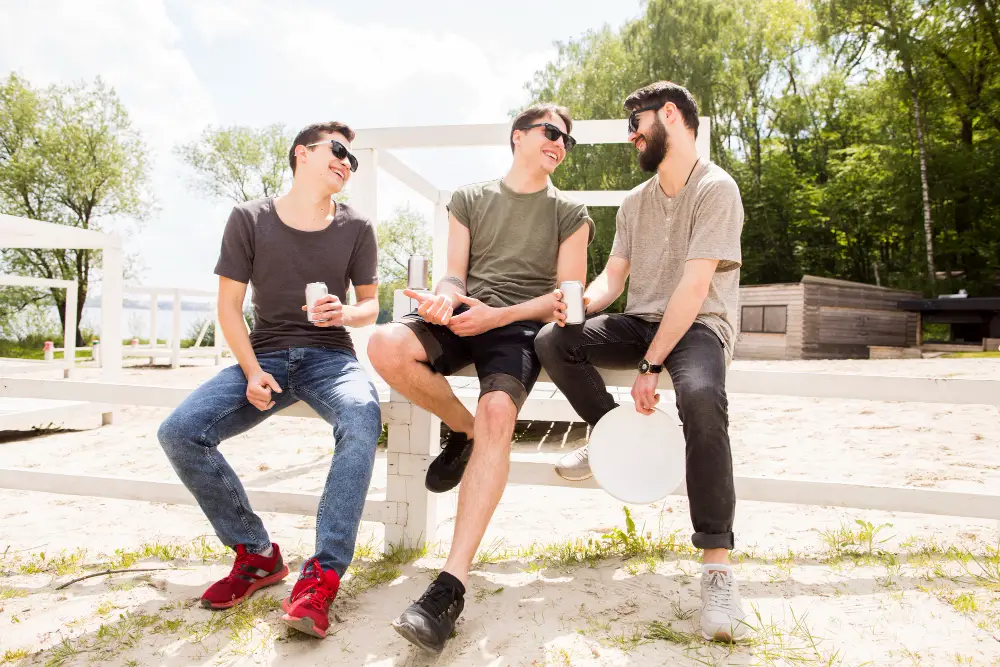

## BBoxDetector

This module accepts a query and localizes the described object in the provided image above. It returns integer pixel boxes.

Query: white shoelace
[703,570,736,614]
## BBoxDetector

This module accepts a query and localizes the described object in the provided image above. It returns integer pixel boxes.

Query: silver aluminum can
[407,254,429,289]
[560,280,585,324]
[305,282,328,323]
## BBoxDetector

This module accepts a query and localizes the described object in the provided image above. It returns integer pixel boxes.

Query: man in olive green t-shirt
[367,103,594,654]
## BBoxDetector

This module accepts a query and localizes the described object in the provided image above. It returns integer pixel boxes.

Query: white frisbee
[588,405,686,505]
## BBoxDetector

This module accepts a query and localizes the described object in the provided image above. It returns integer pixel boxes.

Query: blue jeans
[157,347,381,577]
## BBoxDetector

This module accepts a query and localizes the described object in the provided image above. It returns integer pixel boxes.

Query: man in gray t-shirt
[534,82,750,643]
[158,121,381,640]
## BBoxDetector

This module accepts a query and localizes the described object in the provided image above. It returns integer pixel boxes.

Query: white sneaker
[699,564,750,642]
[554,445,591,481]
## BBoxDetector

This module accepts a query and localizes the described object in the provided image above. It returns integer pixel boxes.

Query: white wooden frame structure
[1,126,999,552]
[122,286,225,368]
[0,274,77,378]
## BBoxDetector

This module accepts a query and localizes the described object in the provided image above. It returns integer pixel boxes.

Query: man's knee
[675,376,727,417]
[533,322,569,365]
[367,324,418,373]
[477,391,517,432]
[157,409,195,457]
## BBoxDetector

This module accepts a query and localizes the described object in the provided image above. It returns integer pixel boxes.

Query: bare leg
[368,324,474,437]
[442,391,517,585]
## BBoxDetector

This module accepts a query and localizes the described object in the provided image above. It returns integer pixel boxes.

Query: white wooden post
[383,289,440,549]
[148,290,158,364]
[432,192,450,287]
[351,149,379,223]
[100,242,123,381]
[62,282,77,379]
[171,289,182,369]
[213,304,223,365]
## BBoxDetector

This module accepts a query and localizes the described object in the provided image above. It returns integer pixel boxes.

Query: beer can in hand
[559,280,586,324]
[305,282,328,323]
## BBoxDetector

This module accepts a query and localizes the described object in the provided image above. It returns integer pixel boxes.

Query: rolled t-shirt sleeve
[214,207,254,283]
[609,206,631,261]
[687,179,744,271]
[350,220,379,286]
[446,188,473,228]
[556,197,595,245]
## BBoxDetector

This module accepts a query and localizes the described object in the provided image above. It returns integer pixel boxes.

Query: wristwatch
[637,359,663,375]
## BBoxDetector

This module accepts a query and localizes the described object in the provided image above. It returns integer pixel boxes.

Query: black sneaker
[425,429,473,493]
[391,575,465,654]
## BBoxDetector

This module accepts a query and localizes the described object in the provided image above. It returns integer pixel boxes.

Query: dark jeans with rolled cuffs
[534,315,736,550]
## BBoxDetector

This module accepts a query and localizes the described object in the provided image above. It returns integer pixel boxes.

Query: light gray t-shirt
[610,159,744,360]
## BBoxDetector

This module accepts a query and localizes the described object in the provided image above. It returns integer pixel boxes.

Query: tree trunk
[906,65,937,288]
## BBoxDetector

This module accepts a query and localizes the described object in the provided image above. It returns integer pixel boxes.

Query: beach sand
[0,353,998,665]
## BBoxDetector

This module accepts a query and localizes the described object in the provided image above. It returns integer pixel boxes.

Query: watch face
[638,359,649,373]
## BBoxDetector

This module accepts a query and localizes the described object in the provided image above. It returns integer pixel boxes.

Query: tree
[375,205,432,322]
[176,124,291,203]
[0,73,151,345]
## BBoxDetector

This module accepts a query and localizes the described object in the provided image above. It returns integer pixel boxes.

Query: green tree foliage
[176,123,291,203]
[375,205,432,323]
[0,73,152,344]
[524,0,1000,299]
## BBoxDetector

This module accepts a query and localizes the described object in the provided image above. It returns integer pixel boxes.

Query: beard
[638,116,669,172]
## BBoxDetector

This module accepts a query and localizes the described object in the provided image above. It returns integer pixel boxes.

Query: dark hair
[289,121,356,174]
[623,82,699,137]
[509,103,573,153]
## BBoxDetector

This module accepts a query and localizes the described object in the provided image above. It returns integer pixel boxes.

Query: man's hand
[448,294,503,337]
[551,288,591,327]
[302,295,343,327]
[404,288,456,325]
[631,373,661,415]
[246,369,282,411]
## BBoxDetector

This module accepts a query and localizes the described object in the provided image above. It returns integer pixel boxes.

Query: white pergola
[347,119,711,285]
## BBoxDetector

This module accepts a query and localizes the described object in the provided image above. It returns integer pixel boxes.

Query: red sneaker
[280,558,340,638]
[200,543,289,610]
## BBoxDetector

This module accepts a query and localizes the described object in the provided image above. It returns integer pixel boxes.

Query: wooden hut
[734,276,920,360]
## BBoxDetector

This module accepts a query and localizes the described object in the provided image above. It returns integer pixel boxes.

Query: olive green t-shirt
[447,179,594,308]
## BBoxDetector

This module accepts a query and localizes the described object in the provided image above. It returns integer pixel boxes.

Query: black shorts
[398,304,542,411]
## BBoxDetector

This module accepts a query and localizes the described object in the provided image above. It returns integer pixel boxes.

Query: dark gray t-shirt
[214,198,378,355]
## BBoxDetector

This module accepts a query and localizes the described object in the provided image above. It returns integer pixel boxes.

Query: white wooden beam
[100,242,124,380]
[352,118,711,151]
[0,274,76,289]
[124,286,217,298]
[0,468,404,524]
[351,148,379,223]
[0,214,123,250]
[505,461,1000,520]
[378,150,442,204]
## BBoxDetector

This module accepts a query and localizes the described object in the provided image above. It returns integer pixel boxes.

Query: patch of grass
[42,639,85,667]
[190,593,280,645]
[17,548,88,576]
[644,620,699,645]
[819,520,894,563]
[152,618,185,635]
[603,624,646,653]
[474,537,511,566]
[670,599,695,621]
[341,541,425,599]
[474,586,504,602]
[743,605,844,665]
[0,586,28,600]
[1,648,30,665]
[949,591,979,614]
[95,598,117,616]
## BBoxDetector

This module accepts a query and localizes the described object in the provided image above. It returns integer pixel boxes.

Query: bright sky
[0,0,643,291]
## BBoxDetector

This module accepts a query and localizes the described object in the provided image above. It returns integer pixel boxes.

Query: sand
[0,352,998,666]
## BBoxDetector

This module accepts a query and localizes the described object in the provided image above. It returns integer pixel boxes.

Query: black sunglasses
[517,122,577,152]
[306,139,359,172]
[628,104,665,134]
